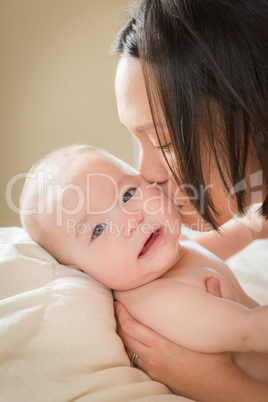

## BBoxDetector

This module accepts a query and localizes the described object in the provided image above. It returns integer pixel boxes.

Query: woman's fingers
[116,320,143,361]
[115,301,173,371]
[114,301,239,400]
[115,301,182,374]
[115,301,152,370]
[115,301,158,348]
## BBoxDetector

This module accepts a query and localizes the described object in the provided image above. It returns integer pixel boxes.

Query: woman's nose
[139,148,169,184]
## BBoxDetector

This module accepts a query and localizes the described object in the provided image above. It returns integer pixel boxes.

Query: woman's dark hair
[112,0,268,228]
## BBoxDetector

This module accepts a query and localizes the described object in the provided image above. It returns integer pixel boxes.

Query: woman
[112,0,268,400]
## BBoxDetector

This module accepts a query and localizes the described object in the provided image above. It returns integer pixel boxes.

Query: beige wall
[0,0,135,227]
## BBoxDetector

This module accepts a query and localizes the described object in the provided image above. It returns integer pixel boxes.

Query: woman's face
[115,57,236,230]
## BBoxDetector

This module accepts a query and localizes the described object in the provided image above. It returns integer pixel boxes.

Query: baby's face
[54,151,182,290]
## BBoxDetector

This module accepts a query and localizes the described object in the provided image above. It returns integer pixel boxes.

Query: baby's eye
[92,223,106,239]
[123,188,136,203]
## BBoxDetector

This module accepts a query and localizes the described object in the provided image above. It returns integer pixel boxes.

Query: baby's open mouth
[138,229,161,258]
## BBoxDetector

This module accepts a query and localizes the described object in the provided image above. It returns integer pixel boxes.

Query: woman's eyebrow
[120,121,155,132]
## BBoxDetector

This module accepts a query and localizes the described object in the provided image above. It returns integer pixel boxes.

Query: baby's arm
[120,280,268,354]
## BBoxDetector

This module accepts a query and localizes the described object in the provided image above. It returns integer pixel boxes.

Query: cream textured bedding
[0,226,267,402]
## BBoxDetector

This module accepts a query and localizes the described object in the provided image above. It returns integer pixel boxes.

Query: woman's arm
[115,302,268,402]
[192,205,268,260]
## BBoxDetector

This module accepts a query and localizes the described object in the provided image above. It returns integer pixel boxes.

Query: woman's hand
[115,298,268,401]
[115,301,233,401]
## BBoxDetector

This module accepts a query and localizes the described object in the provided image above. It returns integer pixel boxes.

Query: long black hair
[112,0,268,228]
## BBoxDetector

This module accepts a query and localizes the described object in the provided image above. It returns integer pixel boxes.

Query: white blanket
[0,227,267,402]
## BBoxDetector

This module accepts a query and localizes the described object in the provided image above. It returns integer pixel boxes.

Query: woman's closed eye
[123,187,137,203]
[156,142,172,152]
[92,223,106,239]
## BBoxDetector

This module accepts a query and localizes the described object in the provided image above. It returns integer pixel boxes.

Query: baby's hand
[205,277,222,297]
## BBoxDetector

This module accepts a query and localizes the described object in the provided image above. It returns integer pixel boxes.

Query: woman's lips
[138,228,163,259]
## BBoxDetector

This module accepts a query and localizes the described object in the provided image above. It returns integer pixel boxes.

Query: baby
[20,144,268,385]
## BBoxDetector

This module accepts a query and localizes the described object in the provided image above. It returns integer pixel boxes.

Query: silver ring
[130,352,138,367]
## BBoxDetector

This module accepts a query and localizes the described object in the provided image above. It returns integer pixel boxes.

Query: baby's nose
[124,212,144,238]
